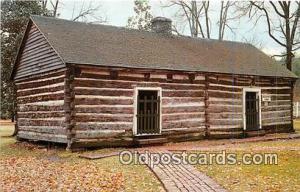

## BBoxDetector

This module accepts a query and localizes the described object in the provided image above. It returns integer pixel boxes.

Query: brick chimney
[151,17,172,34]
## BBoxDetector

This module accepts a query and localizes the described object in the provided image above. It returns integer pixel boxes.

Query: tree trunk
[286,46,293,71]
[285,5,292,71]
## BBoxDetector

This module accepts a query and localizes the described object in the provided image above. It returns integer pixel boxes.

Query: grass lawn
[1,121,300,192]
[0,124,163,192]
[193,139,300,192]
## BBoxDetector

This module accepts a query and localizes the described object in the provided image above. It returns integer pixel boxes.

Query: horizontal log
[74,78,204,90]
[18,111,64,118]
[207,106,242,113]
[18,131,67,143]
[162,106,205,113]
[209,113,242,119]
[163,120,205,129]
[266,101,291,106]
[18,105,64,112]
[210,127,243,132]
[73,78,134,89]
[261,89,291,94]
[162,90,204,97]
[17,85,64,97]
[75,106,133,114]
[211,80,291,88]
[75,88,133,97]
[262,118,291,125]
[75,114,133,122]
[208,100,242,105]
[18,126,67,135]
[74,130,129,139]
[209,119,243,126]
[208,91,242,99]
[17,93,64,104]
[18,119,65,127]
[209,85,242,92]
[75,122,133,130]
[74,97,133,105]
[78,72,205,84]
[162,113,204,121]
[161,127,206,135]
[210,125,242,129]
[208,78,251,86]
[261,105,290,112]
[266,95,291,100]
[261,111,291,119]
[17,76,64,90]
[162,97,204,105]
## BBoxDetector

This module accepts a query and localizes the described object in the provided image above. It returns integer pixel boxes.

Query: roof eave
[67,62,298,79]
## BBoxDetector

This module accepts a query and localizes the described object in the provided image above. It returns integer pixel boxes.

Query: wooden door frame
[243,88,262,130]
[133,87,162,136]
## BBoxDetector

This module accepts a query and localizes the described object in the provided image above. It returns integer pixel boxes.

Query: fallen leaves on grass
[0,156,124,191]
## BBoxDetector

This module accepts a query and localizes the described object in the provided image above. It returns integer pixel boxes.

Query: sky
[54,0,299,59]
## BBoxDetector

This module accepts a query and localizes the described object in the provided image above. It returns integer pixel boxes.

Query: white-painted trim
[243,88,262,130]
[133,87,162,136]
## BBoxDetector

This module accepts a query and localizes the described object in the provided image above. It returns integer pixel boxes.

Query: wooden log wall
[72,66,206,145]
[16,69,67,143]
[261,79,293,133]
[15,65,294,147]
[207,75,293,137]
[207,75,244,138]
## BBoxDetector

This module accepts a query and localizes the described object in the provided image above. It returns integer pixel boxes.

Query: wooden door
[136,90,160,135]
[245,92,260,131]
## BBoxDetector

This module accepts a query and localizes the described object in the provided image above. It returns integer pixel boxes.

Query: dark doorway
[245,92,260,131]
[137,90,160,135]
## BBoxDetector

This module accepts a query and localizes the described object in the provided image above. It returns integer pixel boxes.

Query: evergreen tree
[1,1,48,119]
[127,0,153,31]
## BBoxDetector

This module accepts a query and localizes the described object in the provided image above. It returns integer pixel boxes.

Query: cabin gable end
[12,19,65,80]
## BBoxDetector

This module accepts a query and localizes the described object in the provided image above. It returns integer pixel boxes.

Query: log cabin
[11,16,298,149]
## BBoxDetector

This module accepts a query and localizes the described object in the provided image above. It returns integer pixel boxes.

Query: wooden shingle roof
[25,16,298,78]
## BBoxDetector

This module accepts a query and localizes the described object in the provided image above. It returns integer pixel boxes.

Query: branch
[250,1,286,47]
[179,1,205,38]
[269,1,285,18]
[203,1,210,38]
[291,2,300,43]
[271,54,288,58]
[72,2,101,21]
[292,46,300,51]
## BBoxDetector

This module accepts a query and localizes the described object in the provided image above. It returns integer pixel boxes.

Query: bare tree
[167,1,236,40]
[168,1,206,38]
[218,1,237,40]
[71,1,105,23]
[41,0,105,23]
[41,0,60,17]
[241,1,300,71]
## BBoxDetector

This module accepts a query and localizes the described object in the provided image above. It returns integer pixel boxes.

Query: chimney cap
[151,17,172,23]
[150,16,172,34]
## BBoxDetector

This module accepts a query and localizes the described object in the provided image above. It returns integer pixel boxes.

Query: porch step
[245,130,266,137]
[134,137,168,146]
